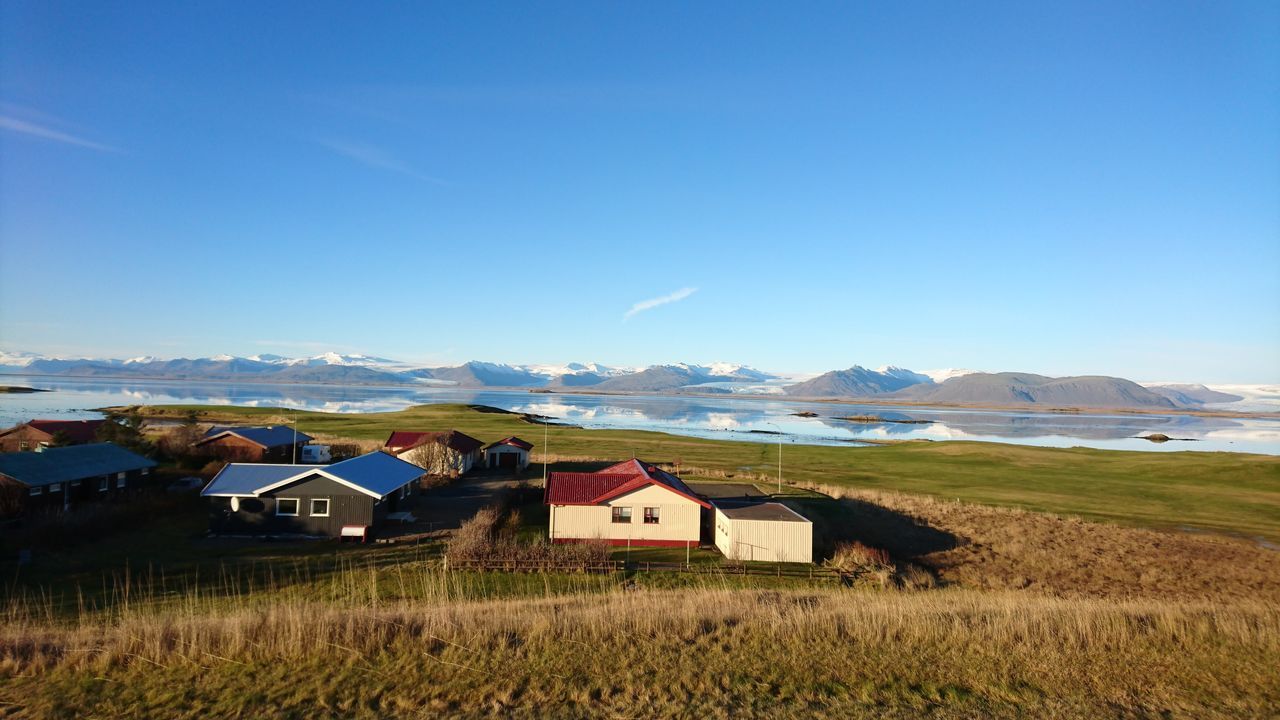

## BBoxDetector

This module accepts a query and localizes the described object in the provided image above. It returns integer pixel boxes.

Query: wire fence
[443,556,845,581]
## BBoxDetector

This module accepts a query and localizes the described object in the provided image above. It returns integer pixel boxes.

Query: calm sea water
[2,375,1278,455]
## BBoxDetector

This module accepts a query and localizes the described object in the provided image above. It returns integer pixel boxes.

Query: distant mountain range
[0,350,1250,410]
[0,351,781,393]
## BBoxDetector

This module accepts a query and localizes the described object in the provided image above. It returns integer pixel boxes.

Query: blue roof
[0,443,157,488]
[202,451,423,498]
[200,426,313,449]
[201,464,304,496]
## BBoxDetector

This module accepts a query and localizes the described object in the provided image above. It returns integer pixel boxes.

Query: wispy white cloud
[315,137,448,184]
[0,115,121,153]
[624,287,698,321]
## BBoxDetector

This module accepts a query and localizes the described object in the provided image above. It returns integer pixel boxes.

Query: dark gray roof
[199,426,313,449]
[202,451,423,498]
[0,443,157,488]
[714,501,810,523]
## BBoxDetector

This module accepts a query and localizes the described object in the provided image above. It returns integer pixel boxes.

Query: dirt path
[408,475,521,533]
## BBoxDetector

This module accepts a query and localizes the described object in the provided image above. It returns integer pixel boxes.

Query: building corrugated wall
[549,483,702,546]
[714,506,813,563]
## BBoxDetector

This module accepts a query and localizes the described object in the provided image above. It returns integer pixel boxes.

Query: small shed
[713,501,813,564]
[482,436,533,471]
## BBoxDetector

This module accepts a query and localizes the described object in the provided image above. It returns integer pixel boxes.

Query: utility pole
[292,416,298,465]
[542,418,549,486]
[766,422,783,494]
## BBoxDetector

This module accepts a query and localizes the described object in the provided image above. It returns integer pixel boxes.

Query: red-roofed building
[384,430,484,477]
[0,419,106,453]
[544,459,710,547]
[482,436,534,471]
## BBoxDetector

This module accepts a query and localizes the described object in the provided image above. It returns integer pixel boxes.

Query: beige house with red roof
[543,459,710,547]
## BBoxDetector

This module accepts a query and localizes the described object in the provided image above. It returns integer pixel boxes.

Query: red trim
[552,538,696,548]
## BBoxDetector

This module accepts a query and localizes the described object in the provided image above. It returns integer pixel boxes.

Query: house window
[117,472,126,480]
[99,478,109,492]
[142,467,151,476]
[310,498,330,517]
[643,507,660,524]
[276,498,300,516]
[50,483,62,493]
[29,486,41,496]
[611,507,632,524]
[18,441,29,451]
[117,475,126,489]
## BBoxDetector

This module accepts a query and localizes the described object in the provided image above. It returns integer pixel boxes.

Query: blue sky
[1,2,1276,383]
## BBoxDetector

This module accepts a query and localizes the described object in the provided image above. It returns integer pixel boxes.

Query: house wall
[398,445,477,477]
[2,465,156,517]
[484,445,529,470]
[713,508,813,563]
[208,475,400,537]
[0,427,55,453]
[550,484,702,546]
[201,436,304,463]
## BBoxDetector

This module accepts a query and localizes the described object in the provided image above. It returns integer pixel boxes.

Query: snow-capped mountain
[876,366,935,386]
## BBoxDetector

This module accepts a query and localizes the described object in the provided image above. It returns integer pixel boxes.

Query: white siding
[714,507,813,563]
[550,483,702,544]
[484,445,529,470]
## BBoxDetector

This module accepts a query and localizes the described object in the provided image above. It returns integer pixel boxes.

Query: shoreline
[5,370,1276,421]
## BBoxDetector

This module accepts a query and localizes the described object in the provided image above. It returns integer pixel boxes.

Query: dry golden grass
[806,484,1280,602]
[1,584,1276,719]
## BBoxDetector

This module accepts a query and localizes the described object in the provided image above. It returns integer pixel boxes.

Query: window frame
[98,477,109,492]
[116,474,126,489]
[310,498,330,517]
[643,507,660,524]
[611,506,633,524]
[276,498,300,517]
[29,486,41,496]
[49,483,62,493]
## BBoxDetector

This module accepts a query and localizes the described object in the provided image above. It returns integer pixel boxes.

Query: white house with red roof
[384,430,483,477]
[543,459,711,547]
[482,436,533,471]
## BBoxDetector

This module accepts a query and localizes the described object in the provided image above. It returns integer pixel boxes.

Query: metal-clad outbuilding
[713,501,813,563]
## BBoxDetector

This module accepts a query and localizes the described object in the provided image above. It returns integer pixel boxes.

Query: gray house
[201,451,424,538]
[0,443,157,516]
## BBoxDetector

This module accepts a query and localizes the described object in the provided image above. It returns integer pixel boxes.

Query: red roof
[544,459,710,508]
[18,419,105,444]
[385,430,483,455]
[485,436,533,451]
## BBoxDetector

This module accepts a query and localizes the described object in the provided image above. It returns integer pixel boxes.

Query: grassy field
[129,402,1280,540]
[2,402,1279,717]
[3,583,1277,718]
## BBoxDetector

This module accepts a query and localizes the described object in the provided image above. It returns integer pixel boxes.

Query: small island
[0,386,49,394]
[835,415,933,425]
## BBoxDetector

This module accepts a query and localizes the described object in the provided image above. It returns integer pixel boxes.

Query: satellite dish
[230,496,240,512]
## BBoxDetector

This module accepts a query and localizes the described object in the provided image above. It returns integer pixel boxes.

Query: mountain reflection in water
[1,376,1276,455]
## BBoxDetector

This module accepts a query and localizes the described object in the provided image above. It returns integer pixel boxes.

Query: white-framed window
[49,483,62,493]
[18,441,29,451]
[611,506,632,524]
[117,475,126,489]
[310,498,330,517]
[98,478,109,492]
[117,472,126,480]
[29,486,41,496]
[276,498,300,516]
[643,507,660,524]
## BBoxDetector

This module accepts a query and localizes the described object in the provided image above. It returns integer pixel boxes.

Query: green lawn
[130,402,1280,540]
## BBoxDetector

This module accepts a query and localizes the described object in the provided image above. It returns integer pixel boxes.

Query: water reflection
[2,375,1277,455]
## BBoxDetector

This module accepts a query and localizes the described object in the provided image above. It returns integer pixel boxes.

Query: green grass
[135,402,1280,540]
